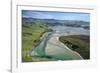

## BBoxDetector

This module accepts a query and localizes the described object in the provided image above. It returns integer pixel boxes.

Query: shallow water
[49,26,89,35]
[30,26,89,60]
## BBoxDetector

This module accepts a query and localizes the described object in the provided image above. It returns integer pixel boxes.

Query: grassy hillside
[22,22,51,62]
[59,35,90,59]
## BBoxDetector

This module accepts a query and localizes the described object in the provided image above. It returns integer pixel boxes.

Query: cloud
[32,11,55,19]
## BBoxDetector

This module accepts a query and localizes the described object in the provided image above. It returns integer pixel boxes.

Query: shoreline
[54,33,83,59]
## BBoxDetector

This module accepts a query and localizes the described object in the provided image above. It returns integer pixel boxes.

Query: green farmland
[59,35,90,59]
[22,22,51,62]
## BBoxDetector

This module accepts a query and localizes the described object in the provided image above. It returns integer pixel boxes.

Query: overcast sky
[22,10,90,22]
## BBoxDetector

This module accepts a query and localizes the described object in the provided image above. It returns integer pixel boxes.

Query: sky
[22,10,90,22]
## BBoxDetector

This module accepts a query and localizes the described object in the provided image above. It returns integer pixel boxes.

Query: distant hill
[22,17,90,29]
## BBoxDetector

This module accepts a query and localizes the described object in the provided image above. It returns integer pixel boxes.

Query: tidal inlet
[22,10,90,62]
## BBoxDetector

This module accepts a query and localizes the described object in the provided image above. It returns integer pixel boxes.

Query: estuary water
[30,26,89,60]
[49,26,89,36]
